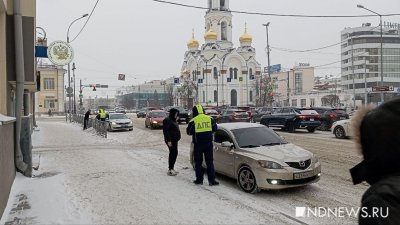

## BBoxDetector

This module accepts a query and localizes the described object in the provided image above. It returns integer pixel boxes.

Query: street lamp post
[262,22,271,106]
[66,13,88,113]
[200,54,217,105]
[351,36,356,109]
[245,56,253,106]
[357,4,384,104]
[72,62,76,113]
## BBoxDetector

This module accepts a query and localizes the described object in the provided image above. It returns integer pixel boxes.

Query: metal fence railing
[67,113,107,138]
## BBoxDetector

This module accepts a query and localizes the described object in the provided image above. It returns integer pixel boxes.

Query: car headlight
[312,155,319,164]
[153,121,158,124]
[129,121,133,125]
[111,122,116,125]
[258,160,283,169]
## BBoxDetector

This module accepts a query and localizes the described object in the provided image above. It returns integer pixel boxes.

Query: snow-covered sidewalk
[1,118,295,225]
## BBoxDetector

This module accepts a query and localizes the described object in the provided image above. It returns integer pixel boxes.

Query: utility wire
[268,25,381,54]
[270,47,340,55]
[153,0,400,18]
[70,0,100,43]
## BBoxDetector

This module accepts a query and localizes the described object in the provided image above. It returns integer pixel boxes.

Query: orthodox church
[181,0,262,107]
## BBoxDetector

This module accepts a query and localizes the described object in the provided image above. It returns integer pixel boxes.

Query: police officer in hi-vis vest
[187,104,219,186]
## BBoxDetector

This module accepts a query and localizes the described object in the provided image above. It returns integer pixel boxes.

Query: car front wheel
[237,167,259,193]
[307,127,316,133]
[286,121,296,133]
[334,126,346,139]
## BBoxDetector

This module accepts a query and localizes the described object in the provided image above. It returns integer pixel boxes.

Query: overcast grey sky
[37,0,400,98]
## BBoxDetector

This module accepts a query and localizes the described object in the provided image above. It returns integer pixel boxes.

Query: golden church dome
[239,23,253,43]
[204,28,217,40]
[187,30,199,49]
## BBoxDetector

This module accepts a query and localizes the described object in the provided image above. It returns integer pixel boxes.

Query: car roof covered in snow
[218,122,264,131]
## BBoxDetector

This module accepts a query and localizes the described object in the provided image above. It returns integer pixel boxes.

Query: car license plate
[294,170,315,180]
[340,117,345,119]
[310,118,314,121]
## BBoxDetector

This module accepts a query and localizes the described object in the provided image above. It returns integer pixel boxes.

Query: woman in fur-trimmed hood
[350,97,400,225]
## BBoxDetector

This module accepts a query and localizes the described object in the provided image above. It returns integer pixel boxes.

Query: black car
[165,106,189,124]
[260,107,321,133]
[312,107,350,131]
[136,109,146,118]
[251,107,274,123]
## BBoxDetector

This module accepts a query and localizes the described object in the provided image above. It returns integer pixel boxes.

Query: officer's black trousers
[193,142,216,183]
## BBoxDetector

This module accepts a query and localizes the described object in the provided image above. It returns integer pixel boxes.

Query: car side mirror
[221,141,234,148]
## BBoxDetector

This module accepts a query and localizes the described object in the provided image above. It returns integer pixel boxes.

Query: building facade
[35,64,65,115]
[271,64,315,106]
[0,0,36,218]
[116,79,172,109]
[341,23,400,105]
[181,0,262,107]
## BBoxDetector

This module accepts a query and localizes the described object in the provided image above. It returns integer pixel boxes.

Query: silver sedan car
[190,123,321,193]
[107,113,133,131]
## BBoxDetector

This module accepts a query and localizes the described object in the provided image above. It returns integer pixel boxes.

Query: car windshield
[232,127,287,148]
[110,114,128,119]
[151,112,166,118]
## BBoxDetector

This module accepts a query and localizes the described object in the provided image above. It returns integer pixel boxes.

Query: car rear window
[295,109,319,115]
[206,110,218,114]
[334,109,346,114]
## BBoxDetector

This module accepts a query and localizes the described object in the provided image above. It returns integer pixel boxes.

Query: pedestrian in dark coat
[350,98,400,225]
[163,108,181,176]
[84,109,91,130]
[187,104,219,186]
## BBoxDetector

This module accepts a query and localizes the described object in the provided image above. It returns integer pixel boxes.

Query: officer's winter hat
[192,105,204,118]
[350,97,400,185]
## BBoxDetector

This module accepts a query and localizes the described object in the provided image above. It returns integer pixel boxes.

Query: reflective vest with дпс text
[192,114,212,133]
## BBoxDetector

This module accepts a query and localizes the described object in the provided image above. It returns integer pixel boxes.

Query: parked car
[204,109,220,121]
[145,110,167,129]
[136,109,147,118]
[251,107,274,123]
[115,107,126,114]
[189,123,321,193]
[107,113,133,131]
[229,106,253,119]
[165,106,189,124]
[332,108,350,120]
[332,119,353,139]
[260,107,321,133]
[218,109,251,123]
[311,107,339,131]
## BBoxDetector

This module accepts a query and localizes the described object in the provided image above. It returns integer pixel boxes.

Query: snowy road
[1,115,367,225]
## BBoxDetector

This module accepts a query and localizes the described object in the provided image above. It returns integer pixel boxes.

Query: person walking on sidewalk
[163,108,181,176]
[187,104,219,186]
[84,109,91,130]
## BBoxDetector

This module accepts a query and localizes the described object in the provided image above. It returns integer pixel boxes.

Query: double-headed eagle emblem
[52,44,70,60]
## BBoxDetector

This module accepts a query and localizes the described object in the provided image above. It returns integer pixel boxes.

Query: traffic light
[89,84,96,91]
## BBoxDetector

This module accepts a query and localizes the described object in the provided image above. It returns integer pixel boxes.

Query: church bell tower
[205,0,233,48]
